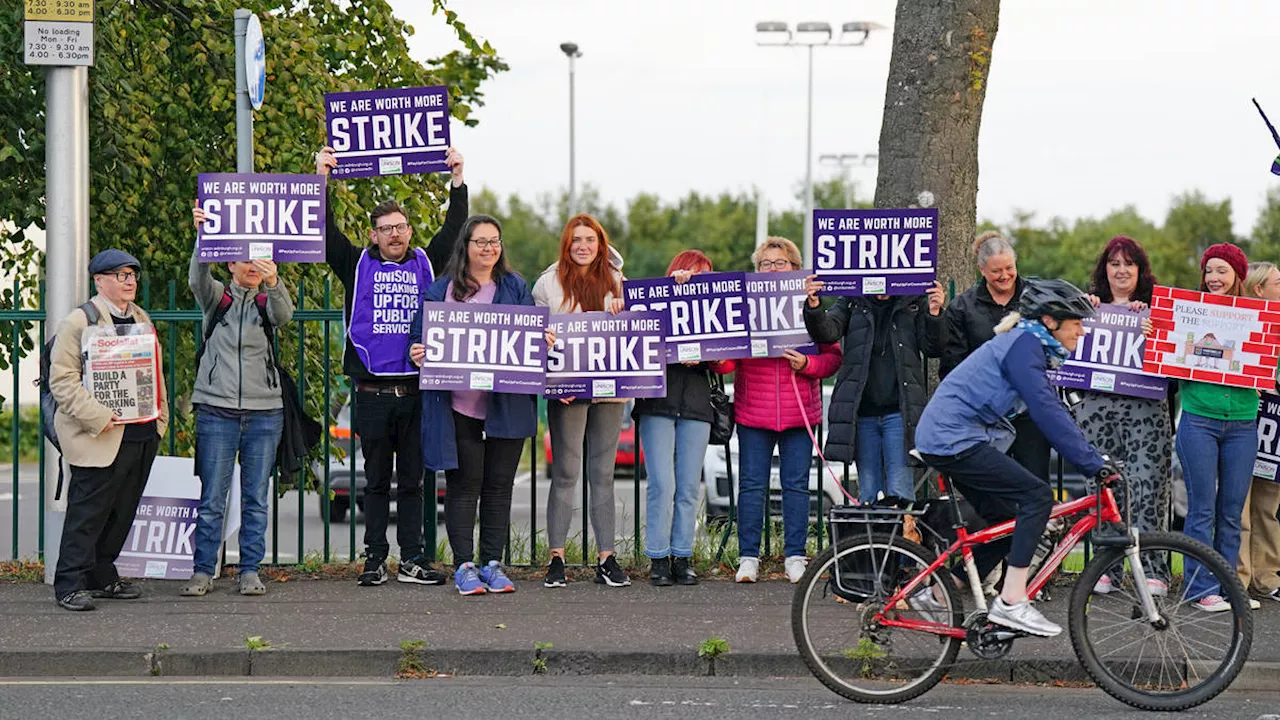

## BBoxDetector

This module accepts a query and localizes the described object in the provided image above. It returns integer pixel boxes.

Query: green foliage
[532,641,553,674]
[244,635,271,651]
[0,406,43,462]
[0,0,505,480]
[843,638,887,678]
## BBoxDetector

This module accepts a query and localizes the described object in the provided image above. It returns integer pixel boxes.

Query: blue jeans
[1175,412,1256,600]
[854,413,914,503]
[737,424,813,558]
[639,415,711,558]
[193,407,284,576]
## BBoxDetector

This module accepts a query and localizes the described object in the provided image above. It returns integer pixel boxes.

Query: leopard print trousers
[1073,390,1173,581]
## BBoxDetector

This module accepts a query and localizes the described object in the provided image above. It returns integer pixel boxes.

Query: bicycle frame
[870,481,1124,640]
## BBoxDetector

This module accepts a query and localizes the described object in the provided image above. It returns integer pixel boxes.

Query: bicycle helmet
[1018,278,1096,321]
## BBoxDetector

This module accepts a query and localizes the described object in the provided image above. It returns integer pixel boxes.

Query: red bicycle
[792,462,1253,711]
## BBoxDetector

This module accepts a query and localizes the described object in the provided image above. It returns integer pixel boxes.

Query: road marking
[511,471,532,487]
[0,679,400,686]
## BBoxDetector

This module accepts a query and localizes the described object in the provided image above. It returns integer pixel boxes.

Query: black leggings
[921,443,1054,579]
[444,412,524,567]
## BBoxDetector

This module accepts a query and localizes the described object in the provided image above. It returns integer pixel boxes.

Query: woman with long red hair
[533,214,629,588]
[632,250,717,586]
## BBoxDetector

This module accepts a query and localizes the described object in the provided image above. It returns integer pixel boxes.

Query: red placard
[1143,286,1280,390]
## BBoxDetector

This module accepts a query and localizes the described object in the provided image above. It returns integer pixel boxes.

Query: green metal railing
[5,276,847,569]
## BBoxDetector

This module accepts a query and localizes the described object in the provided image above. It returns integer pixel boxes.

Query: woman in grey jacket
[183,206,294,597]
[532,213,629,589]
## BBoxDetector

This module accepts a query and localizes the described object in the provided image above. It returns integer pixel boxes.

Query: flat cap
[88,249,141,275]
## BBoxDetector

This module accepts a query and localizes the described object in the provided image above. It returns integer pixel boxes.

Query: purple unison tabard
[545,311,668,399]
[744,270,818,357]
[324,86,451,179]
[621,272,752,363]
[417,302,548,395]
[196,173,325,263]
[813,208,937,296]
[1049,304,1167,400]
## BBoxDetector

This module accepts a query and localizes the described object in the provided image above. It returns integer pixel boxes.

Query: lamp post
[819,152,879,208]
[560,42,582,219]
[756,21,882,268]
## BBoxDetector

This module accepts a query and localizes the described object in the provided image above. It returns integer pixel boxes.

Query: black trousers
[355,390,423,561]
[921,442,1054,579]
[1010,413,1051,483]
[54,437,159,599]
[444,412,523,567]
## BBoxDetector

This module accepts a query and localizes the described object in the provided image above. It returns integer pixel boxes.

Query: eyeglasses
[470,239,502,249]
[100,270,140,284]
[757,259,793,271]
[374,222,411,236]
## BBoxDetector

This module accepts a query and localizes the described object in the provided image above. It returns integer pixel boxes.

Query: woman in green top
[1176,243,1258,613]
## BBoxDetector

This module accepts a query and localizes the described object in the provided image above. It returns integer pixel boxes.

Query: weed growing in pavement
[843,638,887,678]
[396,640,435,679]
[0,559,43,583]
[244,636,271,651]
[698,637,730,676]
[532,642,554,675]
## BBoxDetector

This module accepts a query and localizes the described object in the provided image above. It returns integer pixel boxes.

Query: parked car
[542,399,645,475]
[320,400,445,523]
[702,384,847,520]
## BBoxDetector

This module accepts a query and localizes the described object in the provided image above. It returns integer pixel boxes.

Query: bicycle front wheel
[1068,530,1253,711]
[792,534,963,704]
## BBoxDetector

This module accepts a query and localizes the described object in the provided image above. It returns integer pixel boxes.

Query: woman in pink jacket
[719,237,841,583]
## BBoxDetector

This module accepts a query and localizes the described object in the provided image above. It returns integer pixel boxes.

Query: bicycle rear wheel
[1068,530,1253,711]
[792,534,963,704]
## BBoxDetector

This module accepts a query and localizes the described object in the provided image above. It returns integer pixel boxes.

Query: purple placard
[324,86,451,179]
[1255,392,1280,482]
[1049,304,1168,400]
[744,270,818,358]
[545,311,668,399]
[196,173,326,263]
[813,208,938,295]
[116,496,199,580]
[418,302,548,395]
[622,272,751,363]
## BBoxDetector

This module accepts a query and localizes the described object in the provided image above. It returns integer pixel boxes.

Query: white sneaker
[987,597,1062,637]
[785,555,808,583]
[1146,578,1168,597]
[1249,598,1261,610]
[735,557,759,583]
[1093,575,1114,594]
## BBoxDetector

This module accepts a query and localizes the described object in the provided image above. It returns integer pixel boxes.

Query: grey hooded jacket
[189,251,295,410]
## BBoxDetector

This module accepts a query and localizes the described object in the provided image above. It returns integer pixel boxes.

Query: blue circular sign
[245,14,265,110]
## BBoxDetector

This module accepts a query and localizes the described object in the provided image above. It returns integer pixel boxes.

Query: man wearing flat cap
[50,249,169,611]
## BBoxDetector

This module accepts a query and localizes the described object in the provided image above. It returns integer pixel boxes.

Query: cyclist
[914,279,1111,637]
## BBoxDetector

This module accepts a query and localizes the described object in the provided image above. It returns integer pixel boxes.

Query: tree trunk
[872,0,1000,299]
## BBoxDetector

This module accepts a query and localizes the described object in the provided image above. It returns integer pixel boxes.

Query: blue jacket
[915,328,1105,476]
[412,273,539,471]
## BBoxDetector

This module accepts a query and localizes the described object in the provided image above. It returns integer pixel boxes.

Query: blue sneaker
[454,562,487,596]
[479,560,516,593]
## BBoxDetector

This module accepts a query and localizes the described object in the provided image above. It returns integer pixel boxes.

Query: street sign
[245,13,265,110]
[23,0,94,66]
[24,0,93,22]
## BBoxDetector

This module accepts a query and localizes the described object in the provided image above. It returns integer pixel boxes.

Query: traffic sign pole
[234,10,254,173]
[26,0,95,584]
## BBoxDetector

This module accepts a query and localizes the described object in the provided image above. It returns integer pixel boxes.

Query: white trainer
[785,555,808,583]
[735,557,759,583]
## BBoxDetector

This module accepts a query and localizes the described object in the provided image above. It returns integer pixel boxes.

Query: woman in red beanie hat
[1177,242,1258,613]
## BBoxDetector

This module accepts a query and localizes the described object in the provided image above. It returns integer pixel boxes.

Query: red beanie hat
[1201,243,1248,284]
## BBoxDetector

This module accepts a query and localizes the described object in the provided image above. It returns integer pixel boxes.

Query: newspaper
[81,324,161,423]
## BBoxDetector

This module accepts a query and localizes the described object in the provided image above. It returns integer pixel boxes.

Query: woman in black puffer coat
[803,277,946,503]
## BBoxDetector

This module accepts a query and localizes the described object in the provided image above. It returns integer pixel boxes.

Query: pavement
[3,575,1280,689]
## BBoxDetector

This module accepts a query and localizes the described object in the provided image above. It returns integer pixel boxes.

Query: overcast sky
[400,0,1280,234]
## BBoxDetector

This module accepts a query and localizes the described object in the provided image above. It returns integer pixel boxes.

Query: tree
[872,0,1001,297]
[1247,186,1280,263]
[0,1,505,475]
